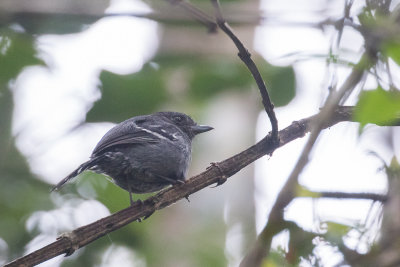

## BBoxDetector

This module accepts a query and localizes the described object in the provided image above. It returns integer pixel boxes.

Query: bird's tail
[51,159,96,192]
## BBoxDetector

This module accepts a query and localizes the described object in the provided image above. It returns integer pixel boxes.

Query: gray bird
[52,111,213,205]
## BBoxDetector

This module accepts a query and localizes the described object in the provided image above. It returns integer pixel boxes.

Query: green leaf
[189,59,251,101]
[295,185,322,198]
[385,156,400,180]
[287,222,317,265]
[383,41,400,65]
[257,60,296,107]
[261,250,288,267]
[354,87,400,128]
[325,222,350,236]
[322,221,350,245]
[0,29,43,86]
[389,156,400,170]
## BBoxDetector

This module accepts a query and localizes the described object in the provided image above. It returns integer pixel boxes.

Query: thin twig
[210,0,279,142]
[311,191,387,202]
[336,0,355,46]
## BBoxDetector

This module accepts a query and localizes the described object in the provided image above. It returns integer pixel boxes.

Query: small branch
[210,0,279,142]
[335,0,355,47]
[5,106,356,267]
[311,191,388,202]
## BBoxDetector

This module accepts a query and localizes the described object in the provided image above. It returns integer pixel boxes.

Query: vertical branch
[210,0,279,142]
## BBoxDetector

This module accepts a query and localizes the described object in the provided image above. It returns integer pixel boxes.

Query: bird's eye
[136,119,146,125]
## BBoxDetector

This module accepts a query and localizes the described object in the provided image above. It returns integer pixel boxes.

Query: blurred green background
[0,0,295,266]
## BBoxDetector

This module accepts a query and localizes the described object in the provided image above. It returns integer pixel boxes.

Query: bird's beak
[191,125,214,135]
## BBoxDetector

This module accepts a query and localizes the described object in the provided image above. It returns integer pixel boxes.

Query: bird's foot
[57,232,79,256]
[128,192,143,207]
[208,162,227,187]
[185,195,190,202]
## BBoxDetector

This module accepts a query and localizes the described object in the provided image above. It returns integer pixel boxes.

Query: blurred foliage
[354,87,400,129]
[323,222,351,245]
[358,4,400,61]
[383,40,400,65]
[4,0,400,265]
[0,29,42,85]
[295,185,321,198]
[261,247,293,267]
[258,60,295,107]
[88,55,295,122]
[287,222,316,265]
[0,16,295,264]
[0,13,98,35]
[0,29,52,260]
[88,66,167,122]
[386,156,400,178]
[259,223,318,267]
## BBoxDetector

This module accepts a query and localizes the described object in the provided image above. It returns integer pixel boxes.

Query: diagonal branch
[240,54,373,267]
[5,106,356,267]
[210,0,279,141]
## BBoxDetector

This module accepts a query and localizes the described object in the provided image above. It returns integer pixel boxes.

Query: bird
[51,111,213,205]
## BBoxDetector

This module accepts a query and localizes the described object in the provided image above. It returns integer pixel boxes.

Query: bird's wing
[92,118,161,155]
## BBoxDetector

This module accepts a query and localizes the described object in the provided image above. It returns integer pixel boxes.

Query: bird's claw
[57,232,79,256]
[176,179,185,185]
[208,162,227,187]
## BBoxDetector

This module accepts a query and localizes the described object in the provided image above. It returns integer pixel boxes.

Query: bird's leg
[128,185,134,206]
[146,171,185,185]
[127,184,143,207]
[157,174,185,185]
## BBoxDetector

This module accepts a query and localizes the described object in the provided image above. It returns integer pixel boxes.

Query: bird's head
[157,111,213,139]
